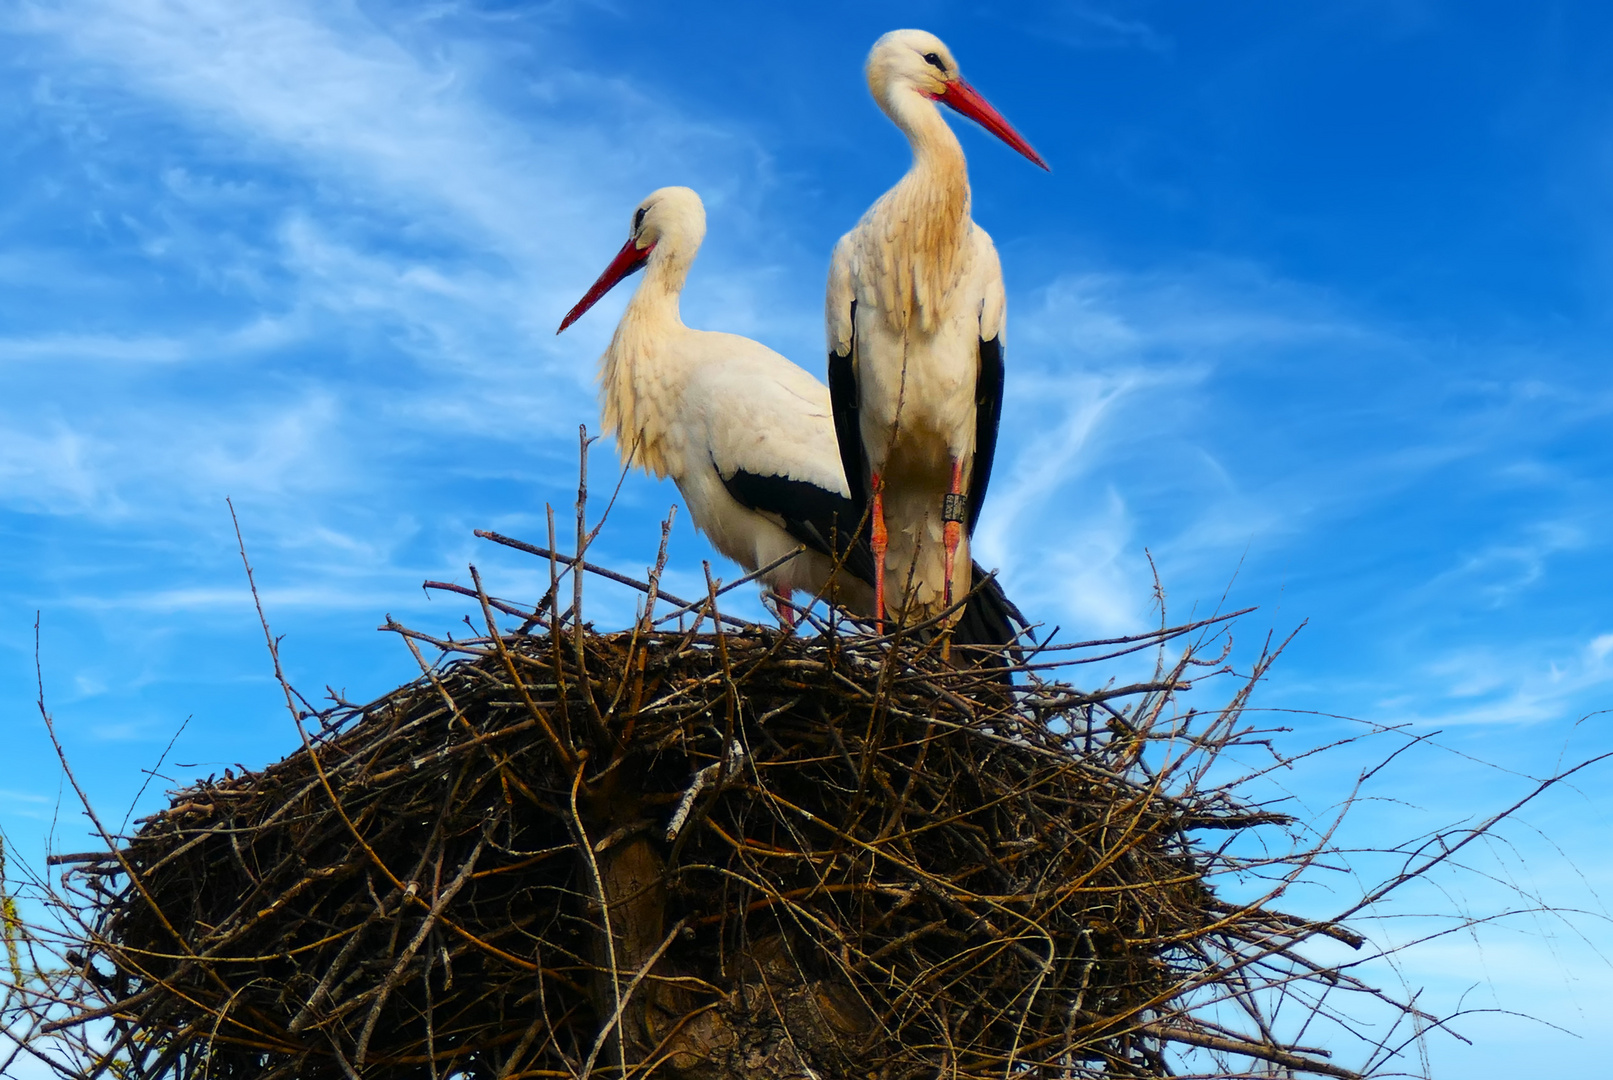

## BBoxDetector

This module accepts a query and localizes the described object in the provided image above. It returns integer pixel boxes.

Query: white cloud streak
[1394,633,1613,727]
[982,262,1383,635]
[0,0,778,553]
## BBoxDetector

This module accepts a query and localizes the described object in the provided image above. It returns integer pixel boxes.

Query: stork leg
[774,588,795,632]
[942,458,966,608]
[870,472,887,633]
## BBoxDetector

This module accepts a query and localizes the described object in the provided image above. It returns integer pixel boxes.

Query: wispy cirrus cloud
[15,0,598,251]
[1415,519,1592,610]
[0,0,780,544]
[982,250,1613,718]
[0,5,801,798]
[1384,632,1613,727]
[1023,2,1172,53]
[982,261,1384,634]
[10,0,770,294]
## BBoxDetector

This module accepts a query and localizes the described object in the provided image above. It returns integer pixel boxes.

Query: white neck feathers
[857,88,971,335]
[597,248,693,480]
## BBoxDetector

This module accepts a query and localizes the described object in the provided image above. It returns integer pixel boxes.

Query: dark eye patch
[922,52,947,71]
[633,206,648,232]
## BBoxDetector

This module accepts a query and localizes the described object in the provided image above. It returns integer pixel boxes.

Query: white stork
[558,186,872,623]
[826,29,1047,630]
[557,186,1023,656]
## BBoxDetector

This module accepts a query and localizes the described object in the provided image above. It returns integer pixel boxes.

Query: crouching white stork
[827,29,1047,630]
[558,186,1024,659]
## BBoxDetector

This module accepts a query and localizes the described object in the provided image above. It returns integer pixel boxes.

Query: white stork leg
[942,458,965,609]
[774,588,796,631]
[871,472,888,633]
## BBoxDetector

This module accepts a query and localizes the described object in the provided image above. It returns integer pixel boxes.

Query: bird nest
[14,522,1421,1080]
[9,405,1475,1080]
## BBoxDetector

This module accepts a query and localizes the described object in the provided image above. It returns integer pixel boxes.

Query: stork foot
[942,519,963,607]
[871,475,887,634]
[942,460,966,609]
[772,588,796,631]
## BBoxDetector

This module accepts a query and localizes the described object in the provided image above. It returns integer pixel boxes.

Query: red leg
[774,588,795,631]
[870,473,887,633]
[942,458,965,608]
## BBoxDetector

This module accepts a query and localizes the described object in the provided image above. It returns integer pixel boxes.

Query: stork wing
[827,332,867,515]
[963,226,1009,535]
[826,239,869,516]
[720,469,876,584]
[968,332,1004,534]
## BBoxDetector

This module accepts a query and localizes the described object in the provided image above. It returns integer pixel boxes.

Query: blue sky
[2,1,1611,1075]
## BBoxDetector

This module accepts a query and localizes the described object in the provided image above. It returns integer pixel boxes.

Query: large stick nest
[38,539,1398,1080]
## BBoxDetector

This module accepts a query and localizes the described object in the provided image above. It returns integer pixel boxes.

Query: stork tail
[951,564,1030,683]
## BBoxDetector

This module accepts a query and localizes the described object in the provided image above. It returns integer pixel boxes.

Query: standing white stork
[557,186,1023,657]
[558,186,872,623]
[827,29,1047,630]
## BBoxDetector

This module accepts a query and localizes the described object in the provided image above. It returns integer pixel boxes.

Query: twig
[475,529,756,630]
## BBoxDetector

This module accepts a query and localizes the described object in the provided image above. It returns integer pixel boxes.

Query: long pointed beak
[556,237,655,334]
[935,78,1049,171]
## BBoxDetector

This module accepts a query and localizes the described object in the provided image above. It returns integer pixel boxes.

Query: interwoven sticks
[34,570,1398,1080]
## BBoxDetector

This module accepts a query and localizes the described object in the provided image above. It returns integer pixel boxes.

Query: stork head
[865,29,1048,171]
[557,187,707,333]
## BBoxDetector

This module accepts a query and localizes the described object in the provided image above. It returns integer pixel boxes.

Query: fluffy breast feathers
[844,174,971,336]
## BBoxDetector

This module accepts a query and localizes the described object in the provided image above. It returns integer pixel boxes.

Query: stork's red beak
[556,238,656,334]
[935,78,1049,171]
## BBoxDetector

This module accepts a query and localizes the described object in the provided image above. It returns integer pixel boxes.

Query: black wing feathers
[721,469,877,585]
[968,333,1005,534]
[950,562,1030,683]
[827,300,868,515]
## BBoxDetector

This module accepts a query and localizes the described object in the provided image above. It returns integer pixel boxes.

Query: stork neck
[863,87,972,333]
[604,247,689,370]
[597,247,693,480]
[886,90,969,196]
[629,246,692,327]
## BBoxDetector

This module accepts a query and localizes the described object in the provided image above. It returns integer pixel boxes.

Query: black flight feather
[724,467,1028,684]
[827,300,869,515]
[968,333,1005,535]
[950,564,1031,682]
[720,468,877,585]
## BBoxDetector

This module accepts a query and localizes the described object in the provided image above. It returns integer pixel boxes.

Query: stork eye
[633,206,648,232]
[922,52,947,71]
